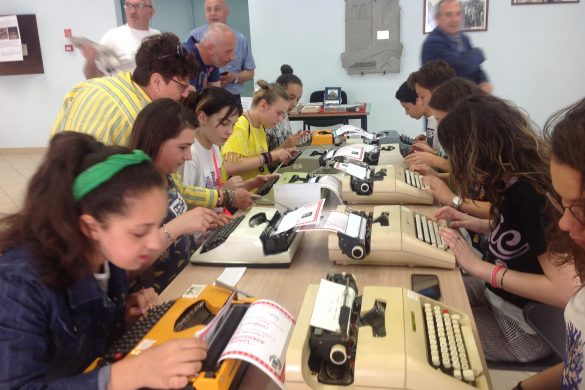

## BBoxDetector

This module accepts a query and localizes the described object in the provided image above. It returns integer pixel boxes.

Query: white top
[563,287,585,389]
[183,138,223,190]
[100,24,160,72]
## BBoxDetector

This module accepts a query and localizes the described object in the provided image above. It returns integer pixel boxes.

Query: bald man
[185,0,255,102]
[82,0,160,79]
[183,22,236,91]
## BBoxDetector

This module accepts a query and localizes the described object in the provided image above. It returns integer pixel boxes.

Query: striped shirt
[186,25,255,95]
[51,71,221,209]
[51,71,150,146]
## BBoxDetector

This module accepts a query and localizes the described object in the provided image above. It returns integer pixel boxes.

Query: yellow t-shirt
[221,114,268,181]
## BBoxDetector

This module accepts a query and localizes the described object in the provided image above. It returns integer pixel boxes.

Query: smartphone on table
[411,274,441,301]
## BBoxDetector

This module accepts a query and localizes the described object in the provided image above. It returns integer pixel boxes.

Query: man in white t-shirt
[82,0,160,78]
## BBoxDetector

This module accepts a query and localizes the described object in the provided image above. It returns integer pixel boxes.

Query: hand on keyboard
[231,187,256,210]
[411,141,436,154]
[409,163,437,178]
[434,206,490,234]
[438,226,480,274]
[175,207,226,235]
[404,151,444,170]
[124,287,158,327]
[121,337,208,389]
[417,175,454,205]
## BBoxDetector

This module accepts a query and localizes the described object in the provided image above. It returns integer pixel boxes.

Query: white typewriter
[190,206,303,267]
[328,205,455,269]
[341,164,432,205]
[377,143,407,166]
[279,147,338,174]
[285,273,489,390]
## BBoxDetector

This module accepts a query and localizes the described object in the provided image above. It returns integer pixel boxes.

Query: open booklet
[69,36,122,76]
[195,290,295,389]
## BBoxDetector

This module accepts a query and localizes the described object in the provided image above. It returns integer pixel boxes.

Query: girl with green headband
[0,132,207,388]
[129,98,225,294]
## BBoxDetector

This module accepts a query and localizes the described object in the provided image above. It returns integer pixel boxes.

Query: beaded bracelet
[491,264,504,288]
[161,223,176,242]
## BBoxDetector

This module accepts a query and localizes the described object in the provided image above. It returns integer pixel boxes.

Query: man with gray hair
[183,22,236,91]
[81,0,159,78]
[421,0,492,93]
[185,0,255,104]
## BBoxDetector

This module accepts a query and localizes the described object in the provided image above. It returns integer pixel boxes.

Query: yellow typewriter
[86,285,255,390]
[341,164,432,205]
[328,205,455,269]
[285,273,489,390]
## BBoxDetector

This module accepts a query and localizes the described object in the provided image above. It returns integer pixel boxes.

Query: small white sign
[377,30,390,40]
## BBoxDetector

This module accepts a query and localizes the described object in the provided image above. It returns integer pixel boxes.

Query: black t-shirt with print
[485,179,548,308]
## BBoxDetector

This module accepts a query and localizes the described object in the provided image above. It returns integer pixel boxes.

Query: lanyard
[211,147,222,189]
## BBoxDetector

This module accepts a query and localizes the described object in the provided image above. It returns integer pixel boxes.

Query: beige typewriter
[341,164,432,205]
[279,147,339,174]
[328,205,455,269]
[377,143,406,166]
[190,206,303,267]
[285,273,489,390]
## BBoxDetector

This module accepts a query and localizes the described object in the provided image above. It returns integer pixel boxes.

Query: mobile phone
[411,274,441,301]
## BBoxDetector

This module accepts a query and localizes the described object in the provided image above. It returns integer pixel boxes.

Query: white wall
[1,0,584,147]
[0,0,118,148]
[249,0,585,136]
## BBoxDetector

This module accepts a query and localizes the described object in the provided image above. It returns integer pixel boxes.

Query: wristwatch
[451,195,463,210]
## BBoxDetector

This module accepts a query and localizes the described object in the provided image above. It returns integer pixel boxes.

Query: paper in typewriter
[309,175,343,204]
[334,161,369,179]
[334,125,374,140]
[218,300,295,389]
[195,289,237,343]
[272,198,325,235]
[309,279,356,333]
[325,143,377,162]
[296,210,350,234]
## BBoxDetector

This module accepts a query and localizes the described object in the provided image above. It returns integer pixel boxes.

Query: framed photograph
[324,87,341,106]
[424,0,489,34]
[512,0,578,4]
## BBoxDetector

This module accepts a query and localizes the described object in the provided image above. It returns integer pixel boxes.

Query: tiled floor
[0,148,536,389]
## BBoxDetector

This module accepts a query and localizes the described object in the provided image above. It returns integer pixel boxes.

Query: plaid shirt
[0,246,127,389]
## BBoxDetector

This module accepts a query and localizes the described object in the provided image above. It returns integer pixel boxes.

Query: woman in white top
[515,97,585,390]
[182,87,266,211]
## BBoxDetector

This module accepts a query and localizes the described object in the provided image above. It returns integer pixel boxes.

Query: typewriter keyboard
[404,170,426,190]
[200,215,245,254]
[400,134,415,145]
[414,212,447,250]
[101,300,175,365]
[256,175,280,196]
[423,302,477,383]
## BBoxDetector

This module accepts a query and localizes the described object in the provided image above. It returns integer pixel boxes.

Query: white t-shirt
[183,139,223,190]
[100,24,160,72]
[563,287,585,389]
[425,115,440,150]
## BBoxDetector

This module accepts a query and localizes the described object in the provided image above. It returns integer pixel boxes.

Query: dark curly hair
[545,97,585,282]
[0,132,165,289]
[133,32,198,87]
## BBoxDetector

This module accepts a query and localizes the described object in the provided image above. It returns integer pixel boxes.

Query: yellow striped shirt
[51,71,151,147]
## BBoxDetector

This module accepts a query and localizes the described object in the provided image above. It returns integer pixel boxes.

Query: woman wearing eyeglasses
[435,94,580,364]
[513,98,585,390]
[53,33,196,148]
[82,0,158,79]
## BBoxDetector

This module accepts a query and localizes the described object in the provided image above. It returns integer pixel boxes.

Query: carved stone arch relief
[341,0,403,75]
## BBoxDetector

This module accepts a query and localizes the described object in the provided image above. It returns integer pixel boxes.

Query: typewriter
[86,285,255,390]
[278,147,338,174]
[341,164,433,205]
[190,206,303,267]
[255,172,335,205]
[285,273,489,390]
[328,205,455,269]
[296,129,338,147]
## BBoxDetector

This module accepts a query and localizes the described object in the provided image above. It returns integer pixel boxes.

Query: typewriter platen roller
[285,275,489,390]
[328,205,455,269]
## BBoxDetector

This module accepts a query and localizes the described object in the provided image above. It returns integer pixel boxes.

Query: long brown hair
[0,132,165,289]
[438,94,551,223]
[545,97,585,281]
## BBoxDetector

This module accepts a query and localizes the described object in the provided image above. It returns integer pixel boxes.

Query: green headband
[73,150,151,202]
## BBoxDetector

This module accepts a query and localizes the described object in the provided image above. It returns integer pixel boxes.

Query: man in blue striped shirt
[185,0,255,105]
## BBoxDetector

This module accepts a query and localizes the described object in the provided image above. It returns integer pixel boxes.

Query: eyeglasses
[546,192,585,225]
[156,45,186,61]
[124,2,153,10]
[170,78,189,93]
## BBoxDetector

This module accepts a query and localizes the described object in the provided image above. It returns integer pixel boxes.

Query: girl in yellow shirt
[221,80,297,181]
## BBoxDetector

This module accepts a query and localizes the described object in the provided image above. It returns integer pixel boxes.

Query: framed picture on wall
[512,0,578,4]
[424,0,489,34]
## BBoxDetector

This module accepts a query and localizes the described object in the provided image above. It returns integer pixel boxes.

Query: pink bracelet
[491,264,503,288]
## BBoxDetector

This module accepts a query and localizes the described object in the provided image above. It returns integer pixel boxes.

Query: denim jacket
[0,246,127,389]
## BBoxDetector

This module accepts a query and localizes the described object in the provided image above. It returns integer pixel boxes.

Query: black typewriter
[349,164,387,196]
[337,210,389,260]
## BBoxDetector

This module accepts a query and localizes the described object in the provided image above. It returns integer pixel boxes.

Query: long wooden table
[159,206,492,389]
